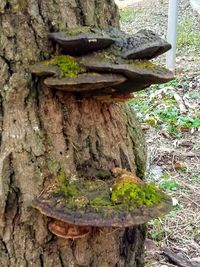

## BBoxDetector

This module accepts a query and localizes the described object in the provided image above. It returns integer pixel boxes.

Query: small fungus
[48,219,91,239]
[112,167,145,185]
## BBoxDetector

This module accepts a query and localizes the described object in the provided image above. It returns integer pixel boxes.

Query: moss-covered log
[0,0,148,266]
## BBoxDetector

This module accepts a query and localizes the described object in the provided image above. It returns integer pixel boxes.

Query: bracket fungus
[44,73,126,92]
[80,52,174,93]
[30,26,174,99]
[29,64,62,77]
[32,168,172,239]
[31,27,173,237]
[48,220,91,239]
[111,29,172,60]
[48,27,115,56]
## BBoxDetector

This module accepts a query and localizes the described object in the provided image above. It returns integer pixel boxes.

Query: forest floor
[117,0,200,266]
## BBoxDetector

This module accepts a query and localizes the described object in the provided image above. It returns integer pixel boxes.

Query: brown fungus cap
[49,27,171,60]
[80,52,174,93]
[30,26,174,97]
[112,29,172,60]
[112,167,145,185]
[44,73,126,92]
[29,55,126,94]
[32,172,172,228]
[48,27,115,56]
[48,220,91,239]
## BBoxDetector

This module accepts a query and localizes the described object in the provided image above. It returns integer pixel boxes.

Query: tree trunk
[0,1,147,266]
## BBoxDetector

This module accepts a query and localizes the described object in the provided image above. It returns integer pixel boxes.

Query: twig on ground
[163,247,200,267]
[172,91,187,114]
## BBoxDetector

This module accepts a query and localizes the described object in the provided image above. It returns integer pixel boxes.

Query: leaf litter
[118,0,200,266]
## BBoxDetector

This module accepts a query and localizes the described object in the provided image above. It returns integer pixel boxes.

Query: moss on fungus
[44,55,86,77]
[53,172,168,212]
[32,170,172,227]
[111,181,162,206]
[131,60,168,72]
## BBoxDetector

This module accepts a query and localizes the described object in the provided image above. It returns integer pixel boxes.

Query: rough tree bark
[0,1,147,266]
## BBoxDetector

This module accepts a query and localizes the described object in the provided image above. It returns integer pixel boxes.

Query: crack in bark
[0,238,10,266]
[126,109,147,178]
[37,0,45,25]
[4,155,20,234]
[24,81,46,157]
[75,0,86,26]
[94,0,101,26]
[27,21,40,52]
[39,254,44,267]
[119,147,131,170]
[58,251,66,267]
[3,1,11,12]
[0,96,3,147]
[0,55,13,78]
[34,81,46,139]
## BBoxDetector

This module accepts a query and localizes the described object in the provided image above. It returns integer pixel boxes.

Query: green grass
[129,80,200,137]
[120,7,143,23]
[177,16,200,55]
[148,218,165,241]
[195,142,200,152]
[159,180,179,192]
[148,204,183,241]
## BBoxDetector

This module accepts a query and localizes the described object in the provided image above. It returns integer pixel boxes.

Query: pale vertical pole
[166,0,178,72]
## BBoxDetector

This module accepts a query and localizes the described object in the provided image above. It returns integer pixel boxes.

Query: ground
[116,0,200,266]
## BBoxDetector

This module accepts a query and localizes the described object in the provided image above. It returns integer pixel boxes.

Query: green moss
[111,181,163,207]
[55,174,79,200]
[53,170,167,212]
[90,194,112,208]
[45,55,86,77]
[131,60,167,72]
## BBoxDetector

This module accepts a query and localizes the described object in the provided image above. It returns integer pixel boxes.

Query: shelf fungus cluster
[32,168,172,240]
[31,27,173,239]
[30,26,174,99]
